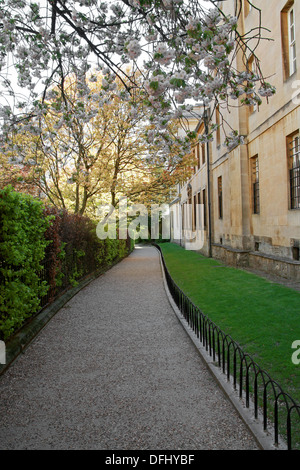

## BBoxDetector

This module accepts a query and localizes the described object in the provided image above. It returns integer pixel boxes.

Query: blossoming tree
[0,72,196,215]
[0,0,275,153]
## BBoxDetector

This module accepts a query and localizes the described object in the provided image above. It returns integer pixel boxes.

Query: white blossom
[0,0,276,153]
[126,39,142,59]
[258,84,276,97]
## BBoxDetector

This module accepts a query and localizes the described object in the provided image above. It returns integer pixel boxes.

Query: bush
[42,210,132,292]
[0,186,50,340]
[43,208,100,295]
[0,188,134,341]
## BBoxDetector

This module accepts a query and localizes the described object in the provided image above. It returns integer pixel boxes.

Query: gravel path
[0,245,259,450]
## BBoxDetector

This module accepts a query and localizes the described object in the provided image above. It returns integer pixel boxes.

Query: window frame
[288,5,297,76]
[196,143,200,169]
[252,156,260,214]
[192,193,197,231]
[215,105,221,146]
[217,176,223,220]
[288,131,300,210]
[247,54,258,114]
[202,188,207,229]
[281,1,297,80]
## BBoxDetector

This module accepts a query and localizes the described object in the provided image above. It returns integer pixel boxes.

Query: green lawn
[158,242,300,404]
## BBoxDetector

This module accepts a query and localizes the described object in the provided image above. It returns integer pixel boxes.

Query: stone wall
[212,242,300,281]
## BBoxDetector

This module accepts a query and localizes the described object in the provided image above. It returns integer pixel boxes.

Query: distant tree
[0,73,195,215]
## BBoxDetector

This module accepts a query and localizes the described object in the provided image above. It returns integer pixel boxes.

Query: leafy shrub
[0,186,50,340]
[43,205,63,302]
[0,188,134,341]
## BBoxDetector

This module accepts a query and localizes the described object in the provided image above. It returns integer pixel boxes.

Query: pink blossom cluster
[0,0,275,153]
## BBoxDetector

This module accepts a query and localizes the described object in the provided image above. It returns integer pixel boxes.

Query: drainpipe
[204,107,212,258]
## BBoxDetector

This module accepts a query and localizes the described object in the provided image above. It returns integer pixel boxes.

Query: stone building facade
[170,0,300,281]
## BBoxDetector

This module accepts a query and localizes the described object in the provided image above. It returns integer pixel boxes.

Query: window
[288,6,297,75]
[251,155,260,214]
[193,194,197,231]
[247,54,257,113]
[182,201,190,232]
[201,143,206,165]
[186,184,192,230]
[197,191,201,229]
[281,2,297,79]
[244,0,252,17]
[192,148,196,173]
[197,123,206,166]
[202,189,207,228]
[216,105,221,146]
[289,132,300,209]
[218,176,223,219]
[292,245,300,261]
[196,143,200,169]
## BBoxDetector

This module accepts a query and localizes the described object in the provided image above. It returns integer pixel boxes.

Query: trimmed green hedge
[0,187,51,340]
[0,187,134,341]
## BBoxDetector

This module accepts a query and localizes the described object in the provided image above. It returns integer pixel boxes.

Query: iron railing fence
[1,239,134,343]
[154,244,300,451]
[38,247,99,310]
[0,247,100,319]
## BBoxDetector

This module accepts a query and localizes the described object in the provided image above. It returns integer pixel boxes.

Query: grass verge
[158,242,300,405]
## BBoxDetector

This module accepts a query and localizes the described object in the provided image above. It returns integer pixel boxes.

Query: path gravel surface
[0,246,259,450]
